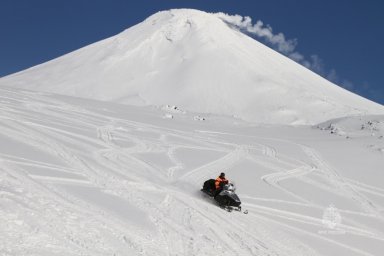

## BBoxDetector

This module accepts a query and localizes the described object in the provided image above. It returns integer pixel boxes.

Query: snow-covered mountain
[1,9,383,125]
[1,9,384,255]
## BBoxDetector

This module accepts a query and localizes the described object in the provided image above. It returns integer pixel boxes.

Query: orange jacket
[215,176,228,189]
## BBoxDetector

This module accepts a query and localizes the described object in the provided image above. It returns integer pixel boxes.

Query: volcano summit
[1,9,383,124]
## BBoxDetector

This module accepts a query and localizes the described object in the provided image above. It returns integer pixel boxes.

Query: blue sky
[1,0,383,104]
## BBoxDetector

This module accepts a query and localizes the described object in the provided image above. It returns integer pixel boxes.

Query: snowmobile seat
[202,179,216,196]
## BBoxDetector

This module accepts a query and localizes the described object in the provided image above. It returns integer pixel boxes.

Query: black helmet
[220,172,225,178]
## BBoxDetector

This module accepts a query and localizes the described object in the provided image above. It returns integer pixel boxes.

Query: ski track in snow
[0,87,384,255]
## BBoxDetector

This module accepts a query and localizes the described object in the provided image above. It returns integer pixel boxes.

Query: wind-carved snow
[1,9,383,125]
[1,87,384,256]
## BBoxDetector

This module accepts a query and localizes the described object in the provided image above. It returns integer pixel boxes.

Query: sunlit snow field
[1,86,383,256]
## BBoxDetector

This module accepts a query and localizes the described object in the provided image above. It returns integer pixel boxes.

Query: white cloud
[326,69,338,82]
[340,80,355,91]
[214,13,327,73]
[307,55,325,75]
[214,13,297,55]
[214,13,384,103]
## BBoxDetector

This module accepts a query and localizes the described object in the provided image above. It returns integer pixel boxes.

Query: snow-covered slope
[1,86,384,256]
[1,9,383,125]
[318,115,384,139]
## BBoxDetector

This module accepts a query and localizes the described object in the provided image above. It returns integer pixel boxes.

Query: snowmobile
[201,179,243,212]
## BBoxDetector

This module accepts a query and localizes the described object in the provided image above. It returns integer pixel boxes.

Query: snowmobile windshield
[224,184,235,192]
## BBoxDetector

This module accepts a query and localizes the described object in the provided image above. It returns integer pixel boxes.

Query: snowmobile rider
[214,172,229,197]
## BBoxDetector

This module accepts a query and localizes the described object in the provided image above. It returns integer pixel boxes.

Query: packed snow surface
[1,86,384,256]
[1,9,383,125]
